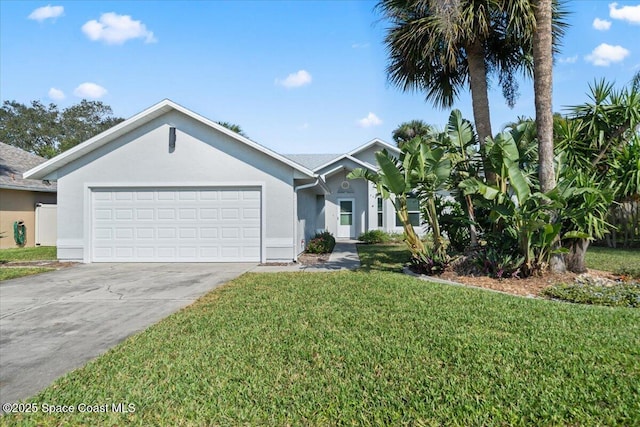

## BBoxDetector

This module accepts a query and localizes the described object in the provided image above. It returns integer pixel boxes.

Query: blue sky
[1,1,639,154]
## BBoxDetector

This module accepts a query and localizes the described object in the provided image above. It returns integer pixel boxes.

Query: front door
[337,198,355,238]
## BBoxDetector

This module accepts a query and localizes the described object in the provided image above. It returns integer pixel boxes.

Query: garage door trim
[84,182,266,263]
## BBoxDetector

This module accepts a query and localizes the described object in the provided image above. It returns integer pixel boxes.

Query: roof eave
[347,138,400,157]
[24,99,316,180]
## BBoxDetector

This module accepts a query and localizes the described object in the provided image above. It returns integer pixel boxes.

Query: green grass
[0,267,54,281]
[585,246,640,272]
[4,271,639,426]
[0,246,56,262]
[357,243,411,272]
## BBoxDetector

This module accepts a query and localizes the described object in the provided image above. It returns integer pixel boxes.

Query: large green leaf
[563,231,591,240]
[459,178,500,200]
[505,158,531,203]
[446,109,474,150]
[376,151,408,195]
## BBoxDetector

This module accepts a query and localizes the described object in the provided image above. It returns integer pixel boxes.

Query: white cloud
[48,87,65,100]
[585,43,630,66]
[609,2,640,24]
[357,112,382,128]
[275,70,312,88]
[28,5,64,22]
[592,18,612,30]
[82,12,157,45]
[351,42,370,49]
[73,82,108,99]
[559,55,578,64]
[298,123,309,130]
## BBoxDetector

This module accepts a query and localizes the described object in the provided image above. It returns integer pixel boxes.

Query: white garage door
[91,188,261,262]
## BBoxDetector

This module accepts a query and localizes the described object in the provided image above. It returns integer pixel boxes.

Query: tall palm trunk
[466,39,496,185]
[534,0,554,193]
[533,0,565,272]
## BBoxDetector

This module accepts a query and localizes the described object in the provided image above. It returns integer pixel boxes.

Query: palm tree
[392,119,432,148]
[217,121,248,138]
[532,0,565,272]
[533,0,554,194]
[377,0,567,184]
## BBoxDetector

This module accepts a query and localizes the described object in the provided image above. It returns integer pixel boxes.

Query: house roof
[348,138,400,156]
[284,153,341,170]
[0,142,57,193]
[24,99,316,180]
[286,138,399,174]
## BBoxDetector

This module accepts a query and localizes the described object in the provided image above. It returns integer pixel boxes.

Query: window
[395,195,420,227]
[377,197,383,227]
[339,200,353,225]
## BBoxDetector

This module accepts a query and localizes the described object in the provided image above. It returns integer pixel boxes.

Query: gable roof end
[348,138,400,157]
[24,99,315,180]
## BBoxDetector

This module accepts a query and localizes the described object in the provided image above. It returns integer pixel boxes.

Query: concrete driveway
[0,263,254,405]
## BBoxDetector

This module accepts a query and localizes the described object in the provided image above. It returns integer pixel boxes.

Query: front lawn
[0,246,56,262]
[4,272,639,426]
[585,246,640,274]
[0,246,58,281]
[0,267,54,281]
[357,243,410,272]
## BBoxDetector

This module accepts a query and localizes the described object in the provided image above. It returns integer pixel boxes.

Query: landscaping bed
[296,252,329,265]
[358,243,640,306]
[439,268,619,297]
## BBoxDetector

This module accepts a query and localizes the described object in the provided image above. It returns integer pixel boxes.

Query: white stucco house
[24,100,417,263]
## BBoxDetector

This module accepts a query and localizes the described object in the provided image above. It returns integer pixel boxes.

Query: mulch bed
[296,253,329,265]
[438,268,621,297]
[257,253,330,267]
[0,261,77,269]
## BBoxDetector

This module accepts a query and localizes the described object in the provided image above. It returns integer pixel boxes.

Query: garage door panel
[157,191,176,200]
[136,209,154,220]
[200,209,218,220]
[91,188,261,262]
[200,247,219,257]
[115,209,133,220]
[158,228,176,239]
[200,191,218,200]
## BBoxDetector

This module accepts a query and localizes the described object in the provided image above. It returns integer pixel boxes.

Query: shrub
[410,248,450,275]
[358,230,391,244]
[475,247,524,279]
[542,280,640,308]
[306,231,336,254]
[386,233,405,243]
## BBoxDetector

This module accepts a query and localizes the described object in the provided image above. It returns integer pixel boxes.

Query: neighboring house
[1,142,57,249]
[24,100,417,263]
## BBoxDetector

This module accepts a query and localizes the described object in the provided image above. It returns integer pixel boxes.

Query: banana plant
[348,136,451,262]
[412,139,451,258]
[459,130,563,275]
[441,109,480,246]
[348,147,426,259]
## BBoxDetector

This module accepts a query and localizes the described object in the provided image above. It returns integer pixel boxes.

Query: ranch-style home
[24,100,419,263]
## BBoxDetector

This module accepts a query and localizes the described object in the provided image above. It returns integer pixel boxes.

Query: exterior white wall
[322,172,368,238]
[295,188,318,255]
[55,110,298,262]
